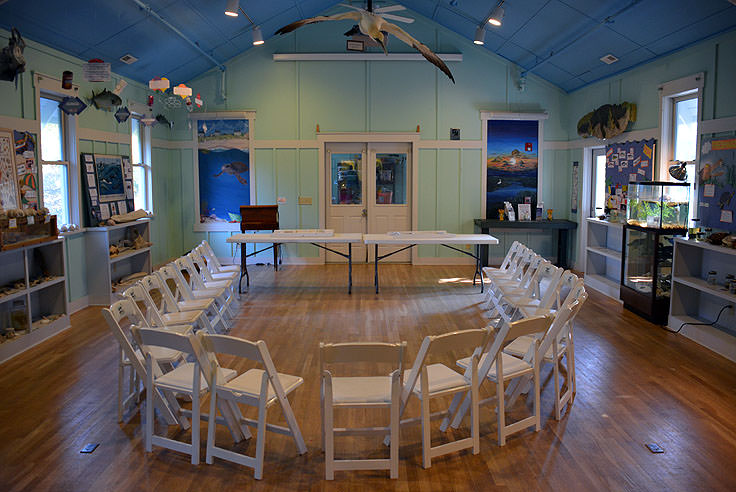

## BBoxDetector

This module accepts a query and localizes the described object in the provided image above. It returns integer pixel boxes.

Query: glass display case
[627,181,690,229]
[620,223,683,324]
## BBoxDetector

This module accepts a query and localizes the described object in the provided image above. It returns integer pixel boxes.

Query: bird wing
[275,12,362,35]
[380,21,455,83]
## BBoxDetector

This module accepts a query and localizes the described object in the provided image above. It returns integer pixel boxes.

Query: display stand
[0,239,70,363]
[669,239,736,362]
[584,218,623,300]
[85,219,152,306]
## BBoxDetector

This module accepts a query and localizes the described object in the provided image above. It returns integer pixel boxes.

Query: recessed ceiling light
[119,54,138,64]
[600,54,619,65]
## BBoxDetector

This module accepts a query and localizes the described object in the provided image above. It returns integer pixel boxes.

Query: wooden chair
[198,332,307,479]
[130,327,241,465]
[102,300,187,427]
[320,341,406,479]
[444,315,554,446]
[395,328,489,468]
[153,268,229,333]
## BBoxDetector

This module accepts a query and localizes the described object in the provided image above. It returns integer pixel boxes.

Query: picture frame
[94,154,126,202]
[0,129,21,210]
[518,203,532,221]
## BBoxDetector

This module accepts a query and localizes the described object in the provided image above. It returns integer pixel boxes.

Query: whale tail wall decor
[577,102,637,139]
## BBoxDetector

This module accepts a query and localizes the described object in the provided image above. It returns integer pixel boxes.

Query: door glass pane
[42,163,69,224]
[331,153,362,204]
[674,97,697,162]
[375,153,406,205]
[623,228,653,294]
[40,97,64,162]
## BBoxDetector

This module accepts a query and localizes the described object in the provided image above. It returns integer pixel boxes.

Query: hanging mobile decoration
[58,96,87,115]
[147,95,154,107]
[194,93,203,108]
[173,83,192,98]
[61,70,73,90]
[114,106,131,123]
[141,112,156,126]
[185,96,193,112]
[148,76,169,92]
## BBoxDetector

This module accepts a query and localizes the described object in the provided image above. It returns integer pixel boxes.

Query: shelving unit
[0,239,70,363]
[669,238,736,362]
[584,218,623,300]
[85,219,152,306]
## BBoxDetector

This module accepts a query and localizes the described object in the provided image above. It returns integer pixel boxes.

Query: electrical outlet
[298,196,312,205]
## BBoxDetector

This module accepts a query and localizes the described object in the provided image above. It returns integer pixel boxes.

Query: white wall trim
[413,257,475,265]
[416,140,482,149]
[553,127,659,151]
[78,128,129,144]
[0,115,38,133]
[701,116,736,135]
[151,138,193,149]
[480,111,549,121]
[69,295,90,314]
[253,139,319,149]
[274,53,462,62]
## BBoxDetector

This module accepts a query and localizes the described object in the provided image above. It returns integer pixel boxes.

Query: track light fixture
[252,25,264,45]
[474,25,485,45]
[225,0,239,17]
[488,1,505,27]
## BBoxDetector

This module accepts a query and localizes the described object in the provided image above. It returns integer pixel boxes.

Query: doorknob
[361,209,367,217]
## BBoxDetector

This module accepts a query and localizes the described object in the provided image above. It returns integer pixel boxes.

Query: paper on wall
[86,163,94,173]
[117,200,127,214]
[84,154,94,163]
[721,210,733,223]
[87,174,96,188]
[704,184,716,198]
[89,187,97,197]
[99,203,110,219]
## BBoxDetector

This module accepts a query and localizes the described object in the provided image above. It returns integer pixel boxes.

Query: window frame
[130,115,153,212]
[35,72,80,226]
[590,147,607,218]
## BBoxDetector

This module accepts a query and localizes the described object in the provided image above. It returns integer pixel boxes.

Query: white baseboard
[69,295,90,314]
[413,257,475,265]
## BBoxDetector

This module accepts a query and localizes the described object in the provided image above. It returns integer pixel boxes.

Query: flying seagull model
[275,6,455,83]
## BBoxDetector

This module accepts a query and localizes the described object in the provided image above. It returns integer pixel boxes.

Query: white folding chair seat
[199,333,306,480]
[458,351,533,380]
[393,328,489,468]
[195,245,240,280]
[321,341,405,480]
[155,362,237,393]
[482,241,523,277]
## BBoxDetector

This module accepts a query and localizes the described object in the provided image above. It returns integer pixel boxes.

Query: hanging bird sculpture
[275,5,455,83]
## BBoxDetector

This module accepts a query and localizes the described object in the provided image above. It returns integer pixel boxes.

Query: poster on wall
[80,153,135,226]
[13,131,39,210]
[194,115,253,231]
[0,129,21,210]
[485,119,539,219]
[571,161,579,214]
[604,138,655,215]
[95,155,126,202]
[698,136,736,232]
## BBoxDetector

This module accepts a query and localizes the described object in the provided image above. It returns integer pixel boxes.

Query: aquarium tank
[627,181,690,229]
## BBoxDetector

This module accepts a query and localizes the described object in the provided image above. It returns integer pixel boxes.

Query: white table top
[363,233,499,245]
[227,232,364,244]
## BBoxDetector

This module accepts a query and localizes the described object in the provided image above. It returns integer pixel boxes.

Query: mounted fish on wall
[0,27,26,84]
[87,88,122,111]
[577,102,636,139]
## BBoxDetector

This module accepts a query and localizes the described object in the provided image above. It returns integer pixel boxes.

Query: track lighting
[488,2,505,27]
[225,0,239,17]
[474,25,485,45]
[252,25,264,45]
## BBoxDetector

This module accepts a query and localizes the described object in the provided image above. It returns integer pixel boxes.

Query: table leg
[273,243,279,271]
[239,244,250,294]
[348,243,353,295]
[374,244,379,294]
[480,227,490,268]
[558,230,569,269]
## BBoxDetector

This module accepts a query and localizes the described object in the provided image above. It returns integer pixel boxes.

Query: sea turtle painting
[213,161,249,186]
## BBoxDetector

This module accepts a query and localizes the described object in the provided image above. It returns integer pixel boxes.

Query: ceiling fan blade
[380,13,415,23]
[339,3,363,11]
[375,5,407,13]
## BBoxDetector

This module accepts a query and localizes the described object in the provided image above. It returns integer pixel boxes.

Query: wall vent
[600,54,619,65]
[119,54,138,65]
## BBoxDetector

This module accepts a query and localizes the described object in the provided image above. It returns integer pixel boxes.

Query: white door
[325,142,412,263]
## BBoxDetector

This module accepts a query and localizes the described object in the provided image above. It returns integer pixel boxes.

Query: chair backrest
[505,247,532,282]
[199,241,223,270]
[156,264,193,304]
[400,328,490,410]
[174,255,207,290]
[554,271,580,309]
[537,296,587,358]
[132,325,194,356]
[123,283,167,327]
[140,274,178,314]
[107,298,149,328]
[516,254,544,292]
[189,249,216,283]
[560,278,585,310]
[498,241,522,271]
[320,342,406,376]
[199,332,287,400]
[533,263,565,311]
[102,306,161,380]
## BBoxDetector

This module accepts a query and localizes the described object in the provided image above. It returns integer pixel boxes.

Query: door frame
[318,132,420,264]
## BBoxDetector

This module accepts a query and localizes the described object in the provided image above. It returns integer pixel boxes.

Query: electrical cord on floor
[665,304,734,334]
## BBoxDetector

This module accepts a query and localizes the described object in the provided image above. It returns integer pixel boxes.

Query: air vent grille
[119,54,138,65]
[600,54,619,65]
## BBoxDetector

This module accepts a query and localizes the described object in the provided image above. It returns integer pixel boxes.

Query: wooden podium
[238,205,279,292]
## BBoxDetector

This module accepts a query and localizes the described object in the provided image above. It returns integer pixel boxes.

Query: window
[670,94,699,222]
[40,95,70,224]
[591,148,606,217]
[131,117,152,211]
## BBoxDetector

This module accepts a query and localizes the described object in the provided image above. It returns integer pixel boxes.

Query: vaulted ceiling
[1,0,735,92]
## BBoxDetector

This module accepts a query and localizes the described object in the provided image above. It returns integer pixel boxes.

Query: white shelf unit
[584,218,623,300]
[85,219,152,306]
[669,238,736,362]
[0,239,71,364]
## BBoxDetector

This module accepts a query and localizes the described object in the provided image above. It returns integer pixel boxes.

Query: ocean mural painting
[198,148,250,224]
[196,117,251,226]
[486,119,539,219]
[95,155,125,202]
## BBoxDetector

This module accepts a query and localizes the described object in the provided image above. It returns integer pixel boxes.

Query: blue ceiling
[1,1,735,92]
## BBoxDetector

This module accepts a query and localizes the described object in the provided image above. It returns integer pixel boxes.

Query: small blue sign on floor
[645,443,664,453]
[80,443,99,454]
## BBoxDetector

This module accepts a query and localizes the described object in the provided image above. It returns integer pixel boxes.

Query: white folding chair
[154,268,229,333]
[127,279,215,334]
[490,262,564,325]
[131,327,241,465]
[486,255,545,320]
[445,315,554,446]
[169,260,237,320]
[394,328,489,468]
[179,254,237,301]
[482,241,523,278]
[198,332,307,480]
[102,300,187,427]
[189,249,238,296]
[320,341,406,480]
[200,240,241,273]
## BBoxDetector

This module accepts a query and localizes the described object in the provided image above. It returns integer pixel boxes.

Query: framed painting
[94,154,126,202]
[193,112,255,232]
[481,112,547,219]
[0,129,20,210]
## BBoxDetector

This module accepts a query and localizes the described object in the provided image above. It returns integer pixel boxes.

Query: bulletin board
[698,136,735,232]
[0,129,19,210]
[604,138,655,212]
[13,131,40,210]
[81,152,134,226]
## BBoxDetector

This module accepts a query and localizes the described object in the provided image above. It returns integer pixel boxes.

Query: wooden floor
[2,264,736,491]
